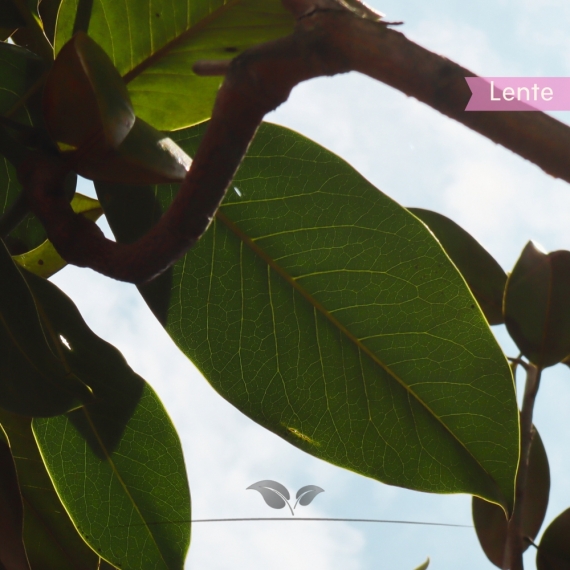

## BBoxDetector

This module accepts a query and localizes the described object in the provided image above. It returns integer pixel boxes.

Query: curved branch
[18,3,570,283]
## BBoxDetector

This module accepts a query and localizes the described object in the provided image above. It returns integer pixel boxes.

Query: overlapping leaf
[55,0,295,130]
[26,273,191,570]
[409,208,506,325]
[0,241,88,416]
[0,424,30,570]
[0,409,101,570]
[0,41,49,253]
[472,426,550,567]
[96,122,519,512]
[537,508,570,570]
[504,241,570,368]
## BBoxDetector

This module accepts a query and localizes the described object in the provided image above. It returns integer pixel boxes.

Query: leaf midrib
[215,209,504,503]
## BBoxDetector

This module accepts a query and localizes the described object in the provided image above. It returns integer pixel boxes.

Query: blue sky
[51,1,570,568]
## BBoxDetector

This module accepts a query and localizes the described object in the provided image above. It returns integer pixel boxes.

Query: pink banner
[465,77,570,111]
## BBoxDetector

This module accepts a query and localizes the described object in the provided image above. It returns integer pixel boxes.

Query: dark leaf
[504,241,570,368]
[25,274,191,570]
[473,426,550,567]
[43,31,135,151]
[247,480,290,509]
[295,485,324,507]
[0,241,88,416]
[55,0,295,130]
[0,425,30,570]
[0,0,26,39]
[39,0,63,45]
[409,208,506,325]
[0,42,47,252]
[537,509,570,570]
[97,122,519,512]
[0,409,99,570]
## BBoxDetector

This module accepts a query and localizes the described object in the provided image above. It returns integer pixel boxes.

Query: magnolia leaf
[12,193,103,278]
[97,122,519,513]
[0,409,100,570]
[247,480,290,510]
[0,425,30,570]
[74,116,191,184]
[0,240,90,416]
[537,509,570,570]
[295,485,324,507]
[473,426,550,568]
[24,273,191,570]
[43,31,135,151]
[413,558,430,570]
[55,0,295,130]
[504,241,570,368]
[38,0,63,45]
[409,208,506,325]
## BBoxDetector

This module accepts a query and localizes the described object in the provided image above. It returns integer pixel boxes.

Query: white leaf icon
[247,480,293,514]
[294,485,325,508]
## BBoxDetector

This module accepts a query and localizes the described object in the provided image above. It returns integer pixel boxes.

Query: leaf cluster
[0,1,567,569]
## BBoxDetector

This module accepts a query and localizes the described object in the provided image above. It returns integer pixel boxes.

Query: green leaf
[96,122,519,512]
[55,0,295,130]
[537,508,570,570]
[409,208,506,325]
[44,31,135,150]
[0,240,89,416]
[26,273,191,570]
[413,558,430,570]
[0,409,100,570]
[504,241,570,368]
[12,192,103,278]
[473,426,550,568]
[0,424,30,570]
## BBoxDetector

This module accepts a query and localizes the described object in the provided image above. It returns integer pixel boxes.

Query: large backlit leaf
[26,273,191,570]
[0,409,100,570]
[0,425,30,570]
[55,0,295,130]
[504,241,570,368]
[409,208,506,325]
[12,192,103,278]
[537,509,570,570]
[96,122,518,512]
[0,241,88,416]
[472,426,550,568]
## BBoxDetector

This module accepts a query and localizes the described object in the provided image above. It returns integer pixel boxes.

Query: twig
[503,364,542,570]
[17,2,570,282]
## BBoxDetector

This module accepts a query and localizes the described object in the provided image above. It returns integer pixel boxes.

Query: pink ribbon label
[465,77,570,111]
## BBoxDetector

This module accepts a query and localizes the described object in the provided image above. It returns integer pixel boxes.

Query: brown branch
[503,364,542,570]
[18,3,570,282]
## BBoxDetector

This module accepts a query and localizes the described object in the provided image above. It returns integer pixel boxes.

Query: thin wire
[113,517,472,529]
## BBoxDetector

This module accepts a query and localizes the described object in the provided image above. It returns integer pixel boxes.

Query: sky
[50,1,570,568]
